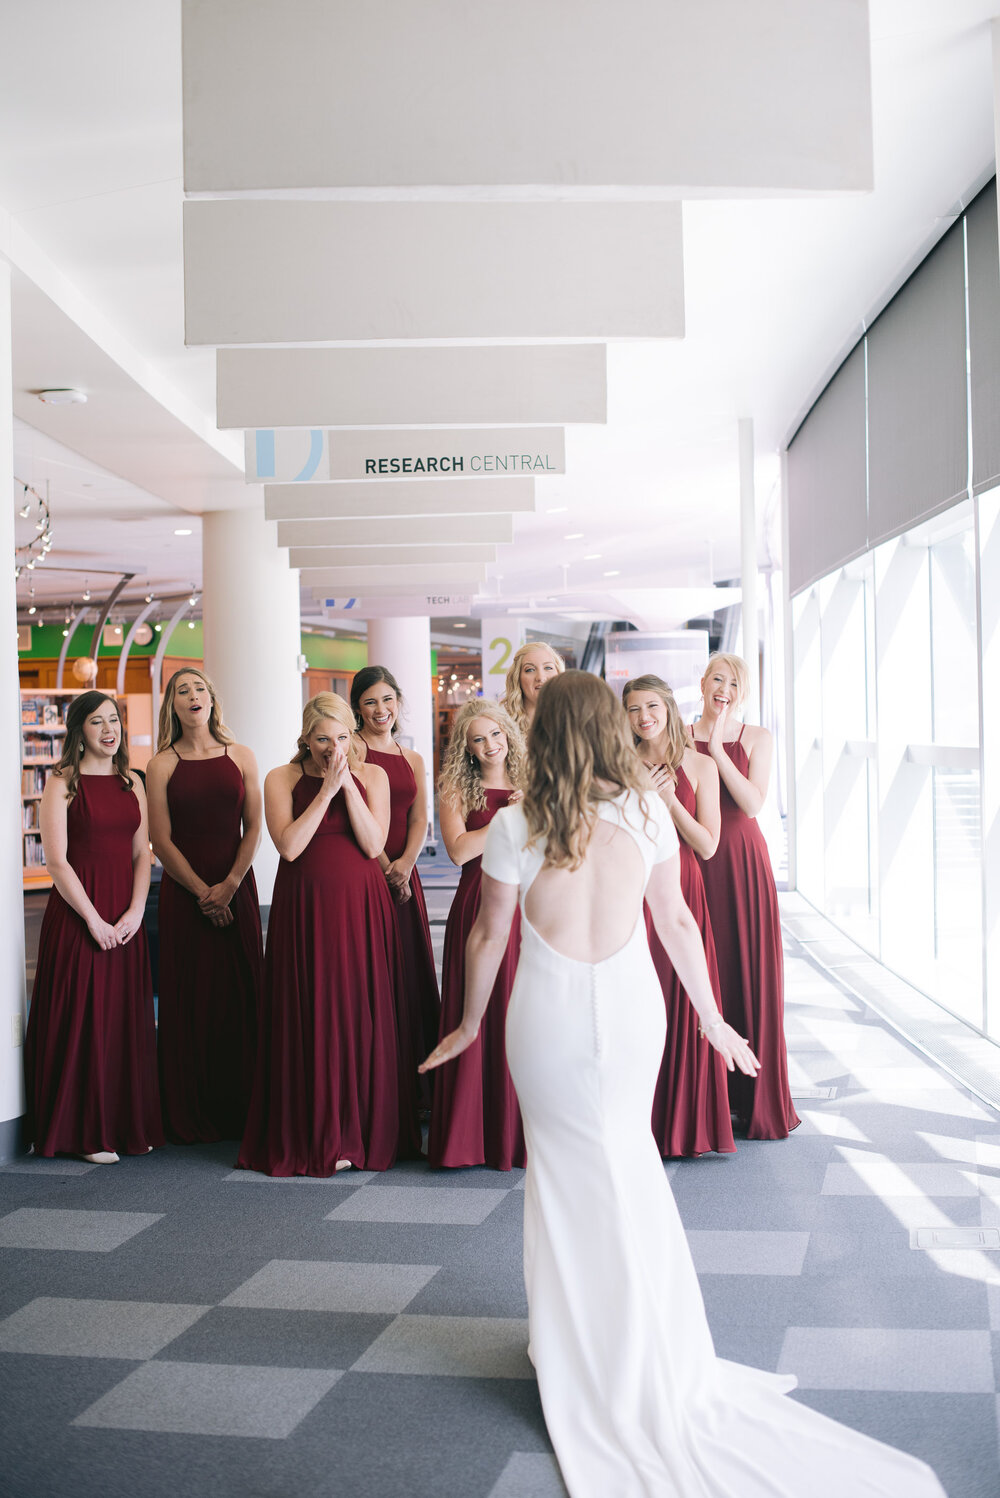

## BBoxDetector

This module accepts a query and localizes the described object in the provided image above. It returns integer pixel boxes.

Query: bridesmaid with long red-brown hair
[624,675,734,1158]
[25,691,163,1162]
[690,652,799,1140]
[146,667,263,1143]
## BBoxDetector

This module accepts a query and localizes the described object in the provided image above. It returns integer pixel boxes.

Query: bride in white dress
[421,672,947,1498]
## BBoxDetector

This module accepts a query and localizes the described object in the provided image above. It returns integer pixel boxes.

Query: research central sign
[245,427,565,483]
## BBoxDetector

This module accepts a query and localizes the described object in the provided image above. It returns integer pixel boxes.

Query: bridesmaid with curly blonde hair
[501,641,564,736]
[428,699,527,1169]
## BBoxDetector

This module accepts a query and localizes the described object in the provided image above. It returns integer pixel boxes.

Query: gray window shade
[967,180,1000,496]
[866,220,968,546]
[786,340,867,596]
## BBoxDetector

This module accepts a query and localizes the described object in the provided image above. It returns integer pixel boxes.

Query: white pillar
[739,417,761,724]
[365,617,434,830]
[202,505,302,906]
[0,261,27,1159]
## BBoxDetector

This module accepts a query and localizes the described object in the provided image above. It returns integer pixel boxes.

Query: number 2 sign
[480,619,525,688]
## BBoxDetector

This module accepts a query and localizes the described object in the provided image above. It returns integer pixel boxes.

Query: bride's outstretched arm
[419,873,519,1072]
[646,854,760,1078]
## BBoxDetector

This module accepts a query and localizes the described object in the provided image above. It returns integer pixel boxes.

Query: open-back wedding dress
[482,791,946,1498]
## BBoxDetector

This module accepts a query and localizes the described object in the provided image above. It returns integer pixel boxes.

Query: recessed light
[603,569,621,577]
[564,533,584,540]
[584,553,602,560]
[545,506,568,514]
[174,528,193,537]
[453,622,466,629]
[37,388,87,406]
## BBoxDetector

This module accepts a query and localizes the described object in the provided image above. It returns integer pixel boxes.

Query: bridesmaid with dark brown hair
[624,674,734,1158]
[690,653,799,1140]
[146,667,263,1142]
[351,665,440,1098]
[25,691,163,1162]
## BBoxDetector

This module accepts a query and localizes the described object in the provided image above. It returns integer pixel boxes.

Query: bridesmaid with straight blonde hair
[501,641,564,737]
[146,667,263,1142]
[691,653,799,1140]
[239,693,420,1175]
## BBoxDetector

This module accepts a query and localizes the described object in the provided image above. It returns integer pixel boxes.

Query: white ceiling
[1,0,997,627]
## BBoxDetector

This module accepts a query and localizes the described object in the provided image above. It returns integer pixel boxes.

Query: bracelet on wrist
[699,1016,725,1039]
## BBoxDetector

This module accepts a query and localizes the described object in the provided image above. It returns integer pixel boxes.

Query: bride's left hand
[419,1024,478,1073]
[702,1019,760,1076]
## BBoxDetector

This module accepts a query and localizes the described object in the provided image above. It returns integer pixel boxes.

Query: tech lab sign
[245,427,566,483]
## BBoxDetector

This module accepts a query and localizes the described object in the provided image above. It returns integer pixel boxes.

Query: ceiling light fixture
[564,533,583,540]
[584,553,602,560]
[27,605,36,616]
[545,506,568,514]
[603,569,621,577]
[174,528,193,537]
[37,388,87,406]
[82,583,91,601]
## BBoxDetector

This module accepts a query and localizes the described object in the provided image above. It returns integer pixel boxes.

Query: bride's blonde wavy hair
[438,698,525,818]
[524,671,652,871]
[291,693,362,769]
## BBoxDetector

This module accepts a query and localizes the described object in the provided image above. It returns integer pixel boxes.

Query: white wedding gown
[482,793,947,1498]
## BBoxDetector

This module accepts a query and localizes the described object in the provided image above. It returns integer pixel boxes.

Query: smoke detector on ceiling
[37,388,87,406]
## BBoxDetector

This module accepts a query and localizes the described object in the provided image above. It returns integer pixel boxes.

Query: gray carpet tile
[158,1306,395,1370]
[3,900,1000,1497]
[0,1207,163,1252]
[0,1296,210,1359]
[488,1452,569,1498]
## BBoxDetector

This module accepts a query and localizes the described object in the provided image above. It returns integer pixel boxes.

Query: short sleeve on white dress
[646,794,680,864]
[481,804,528,886]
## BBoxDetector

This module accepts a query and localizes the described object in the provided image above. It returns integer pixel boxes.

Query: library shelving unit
[20,688,80,891]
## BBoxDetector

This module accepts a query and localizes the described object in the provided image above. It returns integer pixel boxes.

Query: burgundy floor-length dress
[157,747,263,1142]
[362,746,441,1083]
[694,727,800,1139]
[645,765,735,1158]
[428,788,526,1170]
[238,770,420,1175]
[25,774,164,1157]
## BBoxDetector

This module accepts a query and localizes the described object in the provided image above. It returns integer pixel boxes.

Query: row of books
[24,837,46,867]
[22,803,40,831]
[23,735,60,763]
[21,766,48,795]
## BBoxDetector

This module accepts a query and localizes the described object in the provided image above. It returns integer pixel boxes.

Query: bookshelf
[20,689,80,890]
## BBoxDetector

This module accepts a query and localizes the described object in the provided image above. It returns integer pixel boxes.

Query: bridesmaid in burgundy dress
[25,691,163,1162]
[501,641,564,739]
[691,652,800,1140]
[146,668,263,1142]
[238,693,420,1175]
[624,675,735,1158]
[428,699,527,1169]
[351,666,440,1099]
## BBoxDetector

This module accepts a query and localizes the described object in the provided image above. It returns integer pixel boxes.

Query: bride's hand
[701,1017,760,1077]
[418,1023,478,1073]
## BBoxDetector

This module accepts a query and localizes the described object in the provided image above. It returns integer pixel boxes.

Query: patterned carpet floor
[3,887,1000,1497]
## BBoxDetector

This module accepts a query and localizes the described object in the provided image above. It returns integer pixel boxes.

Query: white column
[365,617,434,831]
[0,261,27,1159]
[739,417,761,724]
[202,505,302,906]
